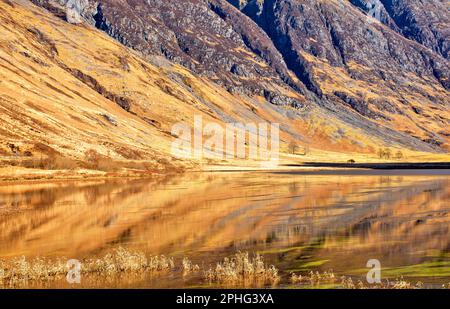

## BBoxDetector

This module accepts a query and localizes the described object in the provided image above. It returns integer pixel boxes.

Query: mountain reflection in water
[0,171,448,287]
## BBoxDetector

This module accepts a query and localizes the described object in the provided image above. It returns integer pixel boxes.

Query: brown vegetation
[0,247,174,287]
[1,246,449,289]
[203,252,279,286]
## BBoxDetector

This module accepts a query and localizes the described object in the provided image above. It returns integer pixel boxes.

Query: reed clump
[182,257,200,276]
[204,252,279,286]
[289,271,430,289]
[340,276,424,289]
[291,270,337,285]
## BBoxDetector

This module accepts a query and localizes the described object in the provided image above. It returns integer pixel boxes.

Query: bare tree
[378,148,384,159]
[385,148,392,159]
[288,141,298,155]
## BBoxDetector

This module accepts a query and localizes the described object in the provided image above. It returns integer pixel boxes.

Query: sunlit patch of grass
[382,261,450,278]
[256,246,307,255]
[289,259,330,272]
[349,261,450,278]
[203,252,280,286]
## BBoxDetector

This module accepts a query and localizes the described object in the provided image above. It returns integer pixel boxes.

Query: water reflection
[0,172,449,286]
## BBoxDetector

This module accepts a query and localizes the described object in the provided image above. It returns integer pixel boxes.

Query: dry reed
[291,270,337,285]
[182,257,200,276]
[203,252,279,286]
[0,247,174,287]
[340,276,425,289]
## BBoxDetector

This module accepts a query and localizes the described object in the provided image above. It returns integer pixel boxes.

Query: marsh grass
[203,252,280,286]
[82,247,174,275]
[340,276,425,289]
[0,249,448,288]
[291,270,337,286]
[0,247,174,287]
[182,257,200,276]
[290,271,438,289]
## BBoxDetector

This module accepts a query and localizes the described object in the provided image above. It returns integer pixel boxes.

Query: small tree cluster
[378,148,405,160]
[288,141,309,156]
[377,148,392,159]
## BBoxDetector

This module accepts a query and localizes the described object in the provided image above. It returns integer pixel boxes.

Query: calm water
[0,171,449,288]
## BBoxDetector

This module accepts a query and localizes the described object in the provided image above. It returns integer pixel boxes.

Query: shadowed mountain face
[350,0,450,59]
[3,0,450,160]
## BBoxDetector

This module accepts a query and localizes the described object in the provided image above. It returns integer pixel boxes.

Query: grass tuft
[204,252,279,286]
[182,257,200,276]
[291,270,336,285]
[340,276,425,289]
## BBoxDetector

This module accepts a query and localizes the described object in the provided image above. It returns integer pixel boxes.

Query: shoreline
[0,166,179,186]
[1,162,449,184]
[293,162,450,169]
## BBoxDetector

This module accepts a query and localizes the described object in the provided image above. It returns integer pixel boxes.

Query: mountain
[350,0,449,59]
[0,0,449,174]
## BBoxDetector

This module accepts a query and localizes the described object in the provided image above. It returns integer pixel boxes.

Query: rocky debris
[264,90,305,110]
[7,143,21,155]
[26,27,58,57]
[423,137,444,147]
[142,118,162,129]
[230,63,251,77]
[334,91,371,117]
[349,0,400,31]
[30,0,97,24]
[412,106,423,115]
[61,64,133,112]
[101,113,118,126]
[65,0,87,24]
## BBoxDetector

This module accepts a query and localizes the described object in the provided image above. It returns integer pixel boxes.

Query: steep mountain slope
[1,0,280,171]
[0,0,370,172]
[230,0,450,147]
[350,0,450,59]
[0,0,449,175]
[29,0,449,152]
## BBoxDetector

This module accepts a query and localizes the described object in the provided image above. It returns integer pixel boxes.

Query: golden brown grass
[203,252,280,286]
[0,247,174,287]
[182,257,200,277]
[82,247,174,275]
[291,270,337,285]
